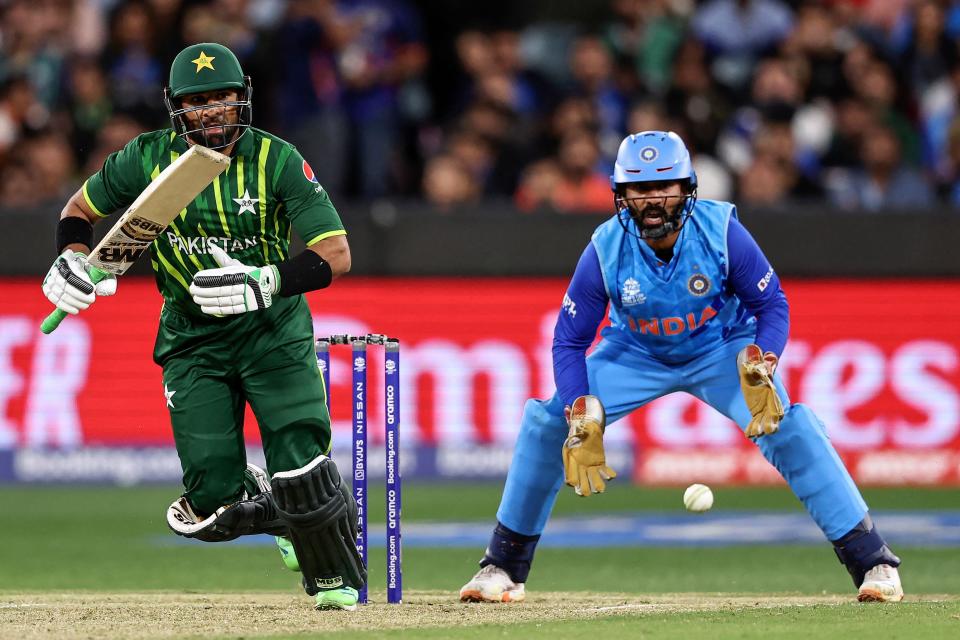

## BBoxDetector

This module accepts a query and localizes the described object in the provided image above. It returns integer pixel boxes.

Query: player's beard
[188,107,239,149]
[197,119,230,148]
[633,202,681,240]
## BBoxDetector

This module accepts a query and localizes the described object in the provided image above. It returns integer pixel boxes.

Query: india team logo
[688,273,711,296]
[622,278,647,305]
[639,146,658,162]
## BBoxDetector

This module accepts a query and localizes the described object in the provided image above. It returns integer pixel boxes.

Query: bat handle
[40,266,111,335]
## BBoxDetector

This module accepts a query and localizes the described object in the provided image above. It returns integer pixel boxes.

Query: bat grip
[40,266,111,334]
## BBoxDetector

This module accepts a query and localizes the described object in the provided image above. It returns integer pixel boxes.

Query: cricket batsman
[41,43,365,610]
[460,131,904,604]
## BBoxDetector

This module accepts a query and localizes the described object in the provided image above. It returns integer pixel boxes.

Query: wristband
[276,250,333,296]
[56,216,94,255]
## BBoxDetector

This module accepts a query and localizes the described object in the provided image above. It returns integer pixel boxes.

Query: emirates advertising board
[1,277,958,486]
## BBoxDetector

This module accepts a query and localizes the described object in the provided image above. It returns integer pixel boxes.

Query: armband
[276,250,333,296]
[56,216,94,255]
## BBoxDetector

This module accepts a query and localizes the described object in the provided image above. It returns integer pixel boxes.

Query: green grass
[1,484,955,638]
[0,484,956,594]
[293,602,960,640]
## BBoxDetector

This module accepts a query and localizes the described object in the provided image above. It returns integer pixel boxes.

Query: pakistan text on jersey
[623,305,718,336]
[165,233,261,255]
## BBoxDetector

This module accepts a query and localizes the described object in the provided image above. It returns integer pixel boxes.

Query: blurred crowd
[2,0,960,213]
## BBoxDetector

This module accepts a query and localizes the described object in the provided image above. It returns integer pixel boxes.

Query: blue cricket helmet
[610,130,698,191]
[610,131,698,240]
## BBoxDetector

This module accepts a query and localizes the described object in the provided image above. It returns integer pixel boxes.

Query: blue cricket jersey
[553,199,789,407]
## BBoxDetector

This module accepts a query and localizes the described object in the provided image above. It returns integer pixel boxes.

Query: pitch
[1,484,957,639]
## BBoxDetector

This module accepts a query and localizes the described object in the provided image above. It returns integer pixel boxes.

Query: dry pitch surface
[2,591,953,640]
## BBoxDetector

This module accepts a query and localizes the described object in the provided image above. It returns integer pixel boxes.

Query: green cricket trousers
[154,295,330,514]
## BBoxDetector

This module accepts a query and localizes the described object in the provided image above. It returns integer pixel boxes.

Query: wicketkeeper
[460,131,903,604]
[41,42,364,611]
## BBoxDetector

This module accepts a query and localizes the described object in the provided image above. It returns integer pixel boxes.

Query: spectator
[944,116,960,204]
[82,113,148,176]
[276,0,348,198]
[664,40,730,156]
[822,97,875,169]
[0,2,956,213]
[0,156,37,208]
[567,35,626,167]
[737,151,793,207]
[515,159,563,212]
[826,124,935,210]
[691,0,794,91]
[24,133,77,202]
[781,2,845,100]
[489,29,555,119]
[0,0,69,111]
[0,75,38,159]
[549,128,611,213]
[446,128,495,194]
[101,0,165,124]
[66,58,113,166]
[921,56,960,180]
[335,0,429,197]
[899,0,957,99]
[604,0,688,95]
[423,153,480,210]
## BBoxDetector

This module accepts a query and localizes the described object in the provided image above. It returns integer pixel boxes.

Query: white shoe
[858,564,904,602]
[459,565,526,603]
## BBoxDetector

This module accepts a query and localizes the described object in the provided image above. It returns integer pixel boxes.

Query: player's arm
[189,149,350,315]
[57,189,102,254]
[726,215,788,437]
[726,216,789,358]
[553,243,616,496]
[553,242,609,406]
[42,138,148,315]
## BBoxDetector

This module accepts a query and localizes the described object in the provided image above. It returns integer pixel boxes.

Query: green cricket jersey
[81,128,346,318]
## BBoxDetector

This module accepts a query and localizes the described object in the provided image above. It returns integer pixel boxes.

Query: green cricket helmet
[163,42,252,150]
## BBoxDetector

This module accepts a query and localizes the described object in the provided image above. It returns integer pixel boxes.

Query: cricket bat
[41,145,231,334]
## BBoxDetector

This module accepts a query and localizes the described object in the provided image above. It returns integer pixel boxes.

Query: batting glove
[562,395,617,497]
[42,249,117,315]
[737,344,784,438]
[190,245,279,315]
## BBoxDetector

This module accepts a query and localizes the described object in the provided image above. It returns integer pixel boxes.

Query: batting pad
[271,455,367,595]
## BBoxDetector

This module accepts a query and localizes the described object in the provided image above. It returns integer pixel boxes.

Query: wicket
[315,334,402,605]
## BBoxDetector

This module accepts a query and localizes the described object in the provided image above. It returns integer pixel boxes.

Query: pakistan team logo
[688,273,711,296]
[622,278,647,305]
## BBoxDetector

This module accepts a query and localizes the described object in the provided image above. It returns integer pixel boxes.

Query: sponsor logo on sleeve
[561,293,577,318]
[757,267,774,292]
[302,160,324,194]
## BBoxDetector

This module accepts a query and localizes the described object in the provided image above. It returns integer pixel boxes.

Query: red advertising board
[2,277,959,485]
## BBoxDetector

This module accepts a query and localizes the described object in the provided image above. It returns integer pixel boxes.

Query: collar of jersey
[631,222,688,284]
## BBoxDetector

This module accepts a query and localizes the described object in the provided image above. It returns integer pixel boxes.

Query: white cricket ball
[683,483,714,513]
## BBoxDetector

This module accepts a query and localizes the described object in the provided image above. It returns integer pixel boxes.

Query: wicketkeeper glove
[562,395,617,497]
[190,245,280,315]
[737,344,784,438]
[41,249,117,315]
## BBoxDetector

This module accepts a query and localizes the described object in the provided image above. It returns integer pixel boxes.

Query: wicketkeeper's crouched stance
[460,131,903,605]
[42,42,364,610]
